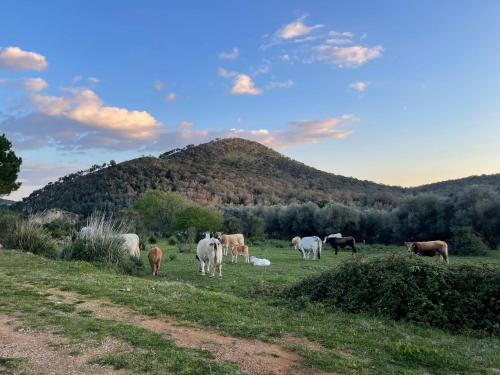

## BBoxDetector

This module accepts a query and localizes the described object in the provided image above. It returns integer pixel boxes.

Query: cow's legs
[200,261,206,275]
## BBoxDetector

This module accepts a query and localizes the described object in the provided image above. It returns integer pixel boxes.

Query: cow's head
[215,232,223,239]
[404,242,416,252]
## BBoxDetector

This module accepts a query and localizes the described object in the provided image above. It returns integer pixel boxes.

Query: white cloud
[277,16,323,39]
[218,67,237,78]
[29,88,161,139]
[231,74,262,95]
[349,81,368,91]
[154,80,165,91]
[72,75,82,83]
[266,79,294,89]
[165,92,177,102]
[0,77,48,91]
[325,38,353,45]
[314,45,383,67]
[329,31,354,38]
[0,46,48,71]
[88,77,100,84]
[178,121,193,129]
[218,47,239,60]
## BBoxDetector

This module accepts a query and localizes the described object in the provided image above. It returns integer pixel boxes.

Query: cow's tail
[316,237,322,259]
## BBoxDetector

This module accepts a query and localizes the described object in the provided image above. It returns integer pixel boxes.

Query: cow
[148,246,162,276]
[215,232,244,256]
[324,236,357,255]
[291,236,322,260]
[196,237,223,277]
[405,241,449,263]
[230,244,250,263]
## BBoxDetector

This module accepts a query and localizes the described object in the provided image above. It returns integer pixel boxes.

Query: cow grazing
[215,232,245,256]
[119,234,141,258]
[196,238,223,277]
[324,236,357,255]
[230,244,250,263]
[148,246,162,276]
[291,236,322,260]
[405,241,449,263]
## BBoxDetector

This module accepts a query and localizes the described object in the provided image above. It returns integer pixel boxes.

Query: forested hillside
[17,138,403,215]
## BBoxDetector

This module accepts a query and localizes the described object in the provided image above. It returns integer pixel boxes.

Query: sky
[1,0,500,201]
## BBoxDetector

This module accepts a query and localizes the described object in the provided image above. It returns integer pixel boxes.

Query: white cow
[196,238,223,277]
[291,236,322,260]
[79,227,140,258]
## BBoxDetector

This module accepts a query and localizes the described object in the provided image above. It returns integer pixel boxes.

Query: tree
[132,191,186,234]
[0,134,22,195]
[172,206,223,234]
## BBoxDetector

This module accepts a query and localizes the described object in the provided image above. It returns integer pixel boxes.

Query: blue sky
[1,0,499,200]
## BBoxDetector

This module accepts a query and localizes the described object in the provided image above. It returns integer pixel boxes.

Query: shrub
[43,219,77,240]
[168,254,176,261]
[285,255,500,334]
[6,219,59,258]
[0,210,23,244]
[167,235,179,246]
[148,235,157,244]
[65,212,142,274]
[450,228,489,256]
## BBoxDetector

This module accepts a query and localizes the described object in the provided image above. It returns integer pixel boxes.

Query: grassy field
[0,241,499,374]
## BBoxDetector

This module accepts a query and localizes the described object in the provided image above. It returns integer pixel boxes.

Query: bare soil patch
[46,288,330,374]
[0,315,128,375]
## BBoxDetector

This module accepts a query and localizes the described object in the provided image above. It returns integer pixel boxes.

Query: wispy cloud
[218,67,237,78]
[218,47,239,60]
[177,121,193,129]
[349,81,368,91]
[277,16,323,40]
[88,76,100,84]
[165,92,177,102]
[314,45,383,67]
[266,79,294,89]
[0,77,48,91]
[153,80,165,91]
[231,74,262,95]
[0,46,48,71]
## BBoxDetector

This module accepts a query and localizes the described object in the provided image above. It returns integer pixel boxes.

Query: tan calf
[230,244,250,263]
[148,246,163,276]
[216,232,245,256]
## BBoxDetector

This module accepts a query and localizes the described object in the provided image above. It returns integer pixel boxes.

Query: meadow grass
[0,242,499,374]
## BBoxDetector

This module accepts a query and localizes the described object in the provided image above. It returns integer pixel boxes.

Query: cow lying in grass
[230,244,250,263]
[196,238,223,277]
[148,246,162,276]
[405,241,449,263]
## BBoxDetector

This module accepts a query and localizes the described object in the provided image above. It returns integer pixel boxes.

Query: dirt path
[0,315,129,375]
[46,288,328,375]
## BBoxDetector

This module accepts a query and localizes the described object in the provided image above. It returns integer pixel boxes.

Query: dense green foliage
[6,220,59,258]
[172,206,223,233]
[132,190,186,234]
[450,228,489,256]
[0,210,23,244]
[223,186,500,249]
[285,255,500,334]
[43,219,78,239]
[0,134,22,195]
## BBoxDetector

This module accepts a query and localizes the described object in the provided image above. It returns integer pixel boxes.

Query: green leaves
[0,134,22,195]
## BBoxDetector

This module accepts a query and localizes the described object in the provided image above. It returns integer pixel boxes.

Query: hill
[409,174,500,195]
[0,198,14,207]
[17,138,403,216]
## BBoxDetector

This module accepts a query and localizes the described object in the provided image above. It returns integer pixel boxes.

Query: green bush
[285,255,500,334]
[450,228,489,256]
[167,235,179,246]
[0,210,23,244]
[6,220,59,258]
[43,219,77,240]
[148,235,158,244]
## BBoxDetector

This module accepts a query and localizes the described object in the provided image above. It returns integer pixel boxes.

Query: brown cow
[148,246,163,276]
[230,244,250,263]
[324,236,357,255]
[405,241,449,263]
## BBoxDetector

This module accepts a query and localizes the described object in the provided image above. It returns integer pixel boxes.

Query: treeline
[221,186,500,249]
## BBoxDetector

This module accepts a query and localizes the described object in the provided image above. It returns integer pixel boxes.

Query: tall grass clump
[66,212,144,274]
[6,218,59,258]
[285,254,500,334]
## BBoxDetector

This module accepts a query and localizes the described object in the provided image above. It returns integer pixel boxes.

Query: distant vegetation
[0,134,22,196]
